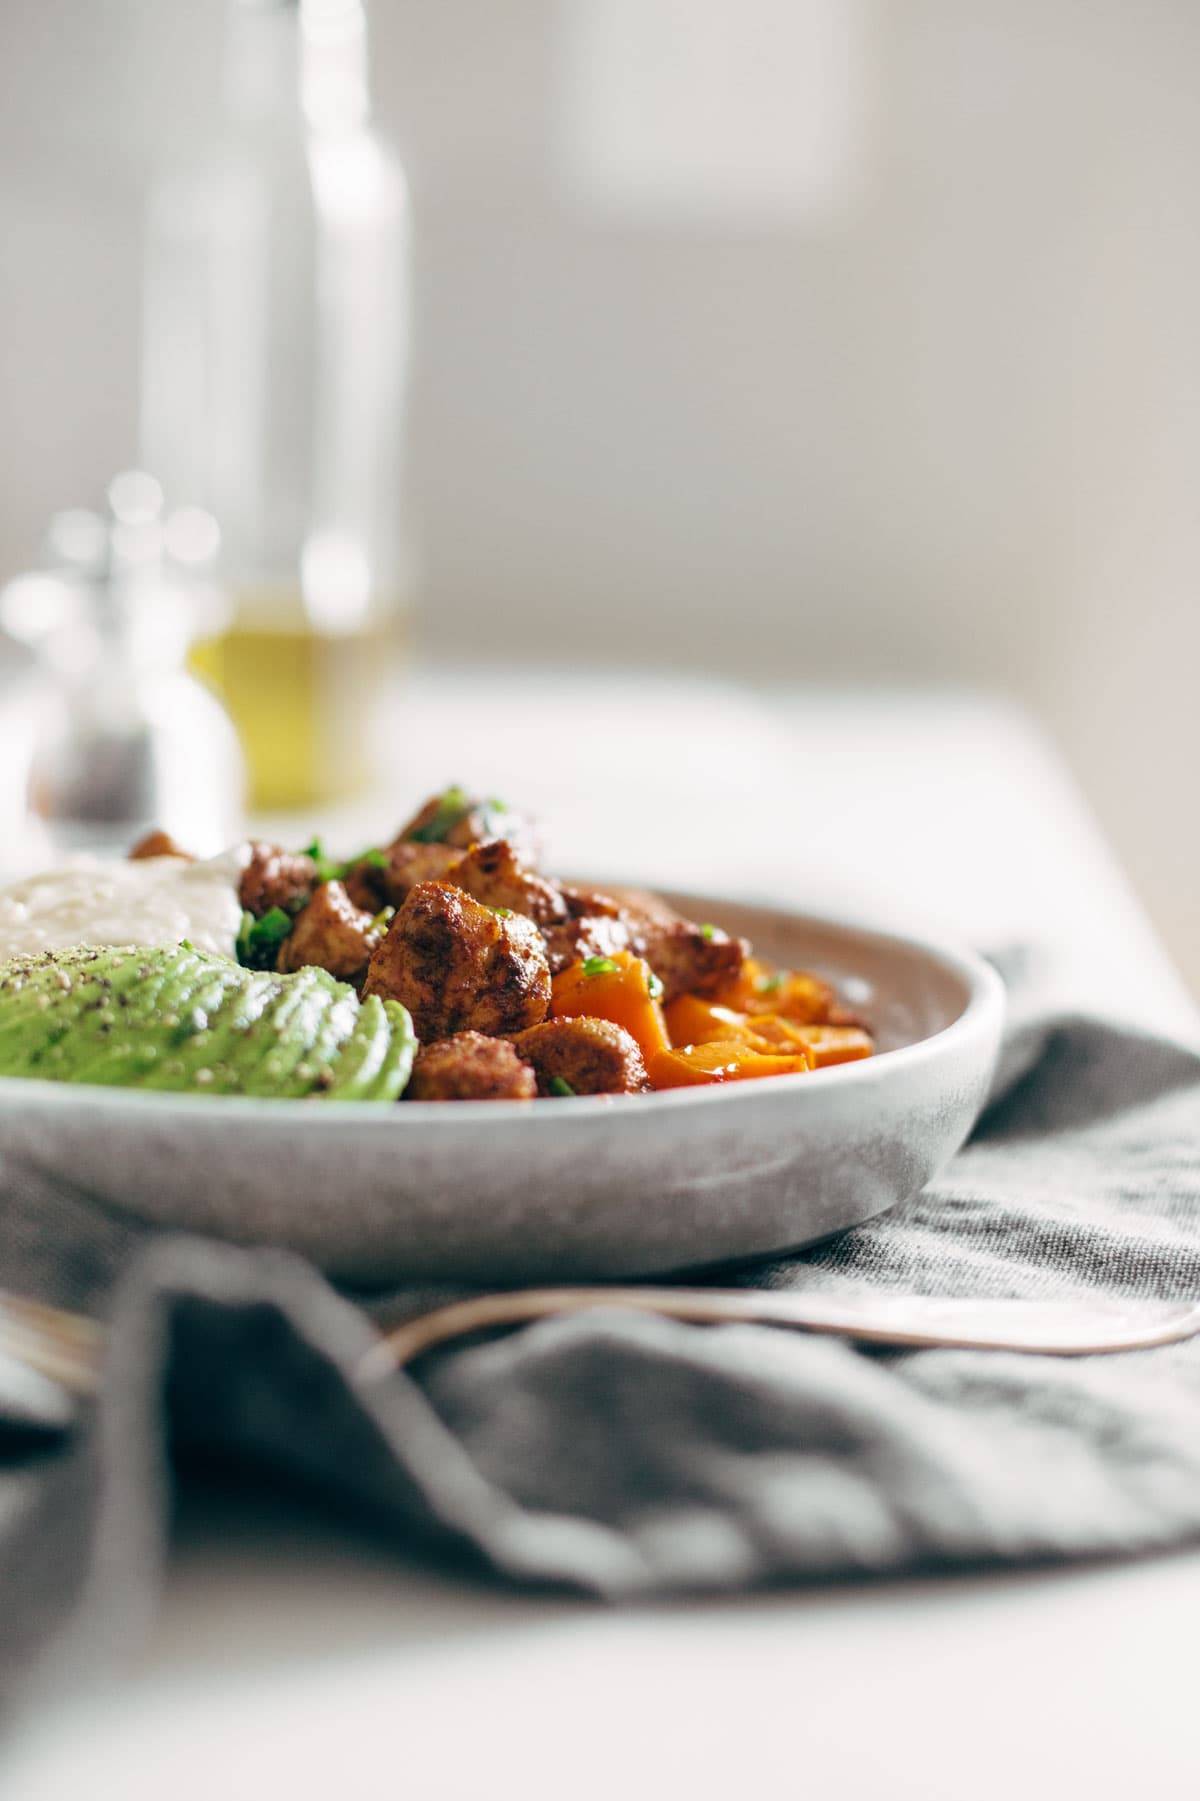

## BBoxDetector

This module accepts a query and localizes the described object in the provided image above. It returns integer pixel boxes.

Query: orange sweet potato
[707,956,770,1012]
[646,1039,814,1089]
[749,973,837,1023]
[712,960,838,1024]
[550,950,671,1061]
[663,992,771,1050]
[750,1017,875,1066]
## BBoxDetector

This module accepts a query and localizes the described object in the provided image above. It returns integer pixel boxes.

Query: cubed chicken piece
[445,838,567,927]
[344,841,459,912]
[363,880,551,1040]
[607,887,747,1002]
[513,1017,648,1096]
[559,882,625,920]
[540,912,631,976]
[128,828,194,861]
[239,842,317,918]
[407,1032,537,1102]
[397,788,542,866]
[277,880,382,986]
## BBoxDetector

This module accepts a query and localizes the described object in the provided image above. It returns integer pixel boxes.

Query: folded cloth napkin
[3,952,1200,1714]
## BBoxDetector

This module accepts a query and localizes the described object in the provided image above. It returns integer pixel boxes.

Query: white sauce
[0,846,251,964]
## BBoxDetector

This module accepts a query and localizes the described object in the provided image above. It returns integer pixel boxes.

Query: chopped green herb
[301,838,393,885]
[548,1075,576,1098]
[234,911,254,962]
[646,969,665,1001]
[488,905,514,919]
[478,796,510,837]
[409,784,471,844]
[370,906,396,932]
[236,906,294,970]
[256,907,293,944]
[300,837,345,884]
[179,938,195,953]
[756,970,786,995]
[699,922,717,941]
[581,955,620,977]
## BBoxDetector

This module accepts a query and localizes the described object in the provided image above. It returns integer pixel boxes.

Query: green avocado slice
[0,944,416,1102]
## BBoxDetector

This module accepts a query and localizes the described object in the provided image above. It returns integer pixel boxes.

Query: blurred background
[0,0,1195,987]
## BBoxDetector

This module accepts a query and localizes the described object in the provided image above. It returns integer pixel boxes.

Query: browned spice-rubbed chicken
[239,842,317,919]
[129,828,193,862]
[513,1017,648,1096]
[443,838,568,928]
[408,1032,538,1102]
[363,879,552,1041]
[397,790,542,865]
[277,880,382,987]
[344,841,459,912]
[347,835,555,922]
[541,885,632,975]
[604,887,743,1001]
[135,784,873,1100]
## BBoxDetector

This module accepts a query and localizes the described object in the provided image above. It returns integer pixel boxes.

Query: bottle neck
[223,2,300,124]
[302,0,372,132]
[223,0,372,133]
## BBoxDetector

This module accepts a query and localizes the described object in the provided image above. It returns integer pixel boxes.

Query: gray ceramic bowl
[0,897,1004,1285]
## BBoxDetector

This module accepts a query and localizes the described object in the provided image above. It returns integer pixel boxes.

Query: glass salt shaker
[0,472,245,858]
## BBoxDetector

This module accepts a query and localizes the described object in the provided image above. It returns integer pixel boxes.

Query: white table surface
[6,673,1198,1798]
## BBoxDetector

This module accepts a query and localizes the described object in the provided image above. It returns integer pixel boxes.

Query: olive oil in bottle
[190,598,405,811]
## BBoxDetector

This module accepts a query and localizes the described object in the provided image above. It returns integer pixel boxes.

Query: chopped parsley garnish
[548,1075,576,1097]
[699,923,718,941]
[234,912,254,963]
[478,796,510,837]
[300,837,344,884]
[370,905,396,932]
[299,839,390,884]
[409,784,471,843]
[236,906,294,969]
[646,969,665,1001]
[488,905,514,918]
[756,970,786,994]
[581,955,619,977]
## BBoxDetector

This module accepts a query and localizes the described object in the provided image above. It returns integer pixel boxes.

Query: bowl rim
[0,898,1005,1128]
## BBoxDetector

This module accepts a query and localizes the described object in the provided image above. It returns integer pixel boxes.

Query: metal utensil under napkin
[4,1284,1199,1401]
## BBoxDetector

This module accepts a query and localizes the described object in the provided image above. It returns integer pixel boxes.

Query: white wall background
[0,0,1196,988]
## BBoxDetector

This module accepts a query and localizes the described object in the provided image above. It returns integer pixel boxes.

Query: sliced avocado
[0,944,416,1102]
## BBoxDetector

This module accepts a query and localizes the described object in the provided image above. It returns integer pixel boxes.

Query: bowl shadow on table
[152,1446,1196,1684]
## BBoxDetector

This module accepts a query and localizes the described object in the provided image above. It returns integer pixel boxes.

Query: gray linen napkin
[3,954,1200,1713]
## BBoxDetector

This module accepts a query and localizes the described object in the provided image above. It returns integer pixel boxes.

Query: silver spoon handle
[5,1284,1199,1402]
[359,1285,1200,1378]
[0,1290,107,1396]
